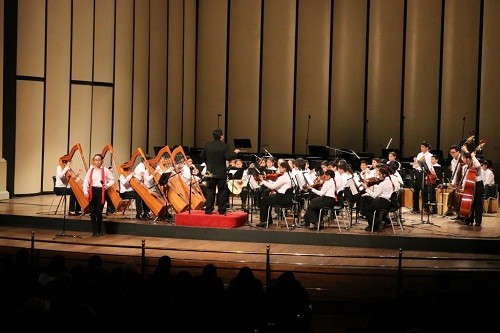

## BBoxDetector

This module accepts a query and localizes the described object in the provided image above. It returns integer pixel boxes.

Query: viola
[263,172,283,181]
[366,177,383,187]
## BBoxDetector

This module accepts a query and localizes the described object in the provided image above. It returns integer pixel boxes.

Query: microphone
[308,114,311,119]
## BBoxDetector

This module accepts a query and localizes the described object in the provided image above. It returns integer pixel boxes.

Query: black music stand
[54,186,82,239]
[411,160,440,228]
[158,172,173,221]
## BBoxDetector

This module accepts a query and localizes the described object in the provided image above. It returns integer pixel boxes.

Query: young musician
[481,161,495,186]
[411,141,433,214]
[83,154,115,237]
[360,165,395,232]
[302,170,338,230]
[256,161,295,228]
[55,161,82,215]
[119,171,150,220]
[459,147,483,227]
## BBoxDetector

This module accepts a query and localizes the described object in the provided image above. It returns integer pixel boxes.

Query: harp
[148,146,190,213]
[119,148,167,218]
[101,144,130,213]
[58,143,90,213]
[170,146,206,210]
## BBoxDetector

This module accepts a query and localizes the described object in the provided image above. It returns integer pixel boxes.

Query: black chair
[49,176,67,214]
[371,190,404,234]
[266,187,302,230]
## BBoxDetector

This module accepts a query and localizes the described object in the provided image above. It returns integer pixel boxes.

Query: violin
[426,172,437,185]
[365,177,383,187]
[262,172,283,181]
[312,174,328,189]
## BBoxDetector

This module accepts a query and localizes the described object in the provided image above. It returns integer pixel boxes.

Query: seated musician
[360,165,396,232]
[182,156,207,199]
[256,161,295,228]
[226,159,248,210]
[301,170,338,229]
[459,146,484,227]
[481,160,495,186]
[119,171,150,220]
[55,161,82,215]
[133,156,155,219]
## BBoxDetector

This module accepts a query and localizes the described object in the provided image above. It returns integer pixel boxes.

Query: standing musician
[458,146,484,227]
[424,155,441,214]
[83,154,115,237]
[444,144,462,216]
[256,161,295,228]
[411,141,433,214]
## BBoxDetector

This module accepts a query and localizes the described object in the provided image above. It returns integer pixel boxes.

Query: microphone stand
[325,146,359,159]
[306,115,311,154]
[54,184,81,239]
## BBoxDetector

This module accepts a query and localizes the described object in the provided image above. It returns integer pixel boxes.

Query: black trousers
[465,180,484,225]
[90,186,105,235]
[120,191,148,216]
[259,192,293,223]
[205,177,229,213]
[303,196,337,224]
[361,196,392,227]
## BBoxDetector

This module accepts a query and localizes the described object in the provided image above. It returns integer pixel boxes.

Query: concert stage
[0,194,499,255]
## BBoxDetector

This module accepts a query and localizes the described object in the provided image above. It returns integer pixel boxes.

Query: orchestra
[58,133,494,232]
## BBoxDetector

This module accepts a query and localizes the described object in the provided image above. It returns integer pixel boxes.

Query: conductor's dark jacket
[200,140,238,178]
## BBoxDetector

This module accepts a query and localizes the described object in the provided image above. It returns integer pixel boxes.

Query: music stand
[234,138,252,151]
[158,172,173,219]
[411,160,440,228]
[54,186,82,239]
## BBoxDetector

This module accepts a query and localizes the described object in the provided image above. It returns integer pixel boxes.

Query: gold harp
[59,143,90,213]
[148,146,190,213]
[119,149,167,218]
[101,144,130,212]
[170,146,206,210]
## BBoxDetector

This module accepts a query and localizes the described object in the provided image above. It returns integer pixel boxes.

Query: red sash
[88,167,106,204]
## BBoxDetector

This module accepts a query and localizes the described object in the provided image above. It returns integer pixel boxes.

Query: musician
[481,161,495,186]
[460,148,484,227]
[133,156,156,219]
[411,141,433,214]
[83,154,115,237]
[359,160,371,181]
[119,172,150,220]
[200,129,239,215]
[183,156,207,198]
[55,161,82,215]
[256,161,295,228]
[302,170,338,230]
[387,151,402,171]
[360,165,395,232]
[444,145,462,216]
[423,155,441,214]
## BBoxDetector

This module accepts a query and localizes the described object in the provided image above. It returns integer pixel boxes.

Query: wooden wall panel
[294,0,330,155]
[227,0,261,152]
[331,0,367,152]
[403,0,442,157]
[114,0,134,161]
[196,0,228,145]
[366,0,404,156]
[94,0,115,83]
[182,0,197,147]
[149,0,168,151]
[132,0,150,151]
[261,0,296,154]
[17,0,45,77]
[69,85,92,161]
[15,82,44,193]
[44,0,71,191]
[90,87,113,154]
[479,0,500,164]
[71,0,93,81]
[440,0,480,153]
[167,0,184,147]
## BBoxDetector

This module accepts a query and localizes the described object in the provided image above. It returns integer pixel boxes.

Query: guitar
[227,178,249,195]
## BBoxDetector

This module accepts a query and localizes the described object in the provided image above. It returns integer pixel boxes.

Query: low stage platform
[0,194,499,254]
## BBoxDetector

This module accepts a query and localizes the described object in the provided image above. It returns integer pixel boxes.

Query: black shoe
[142,214,151,220]
[218,210,226,215]
[205,210,213,215]
[298,221,307,227]
[100,232,106,236]
[136,214,142,219]
[256,222,267,228]
[410,210,420,214]
[92,233,99,237]
[364,226,372,231]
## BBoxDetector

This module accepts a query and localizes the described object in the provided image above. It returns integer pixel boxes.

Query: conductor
[200,128,239,215]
